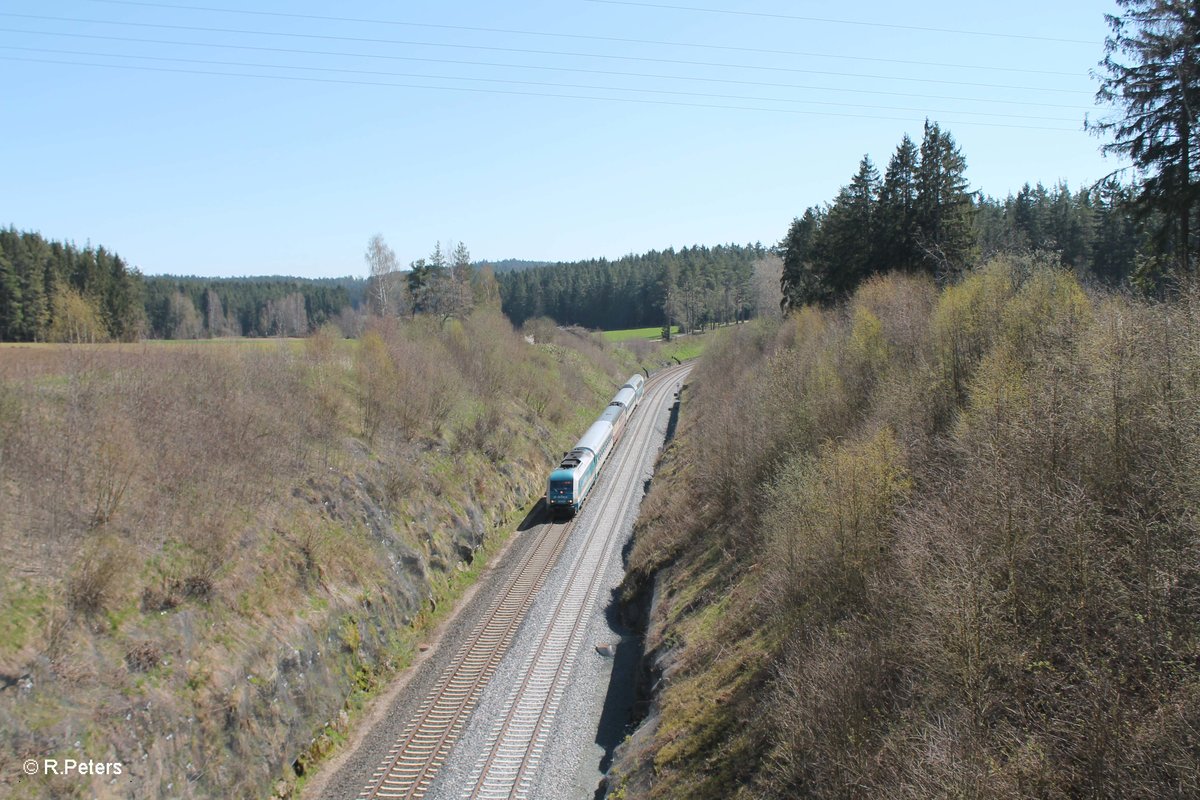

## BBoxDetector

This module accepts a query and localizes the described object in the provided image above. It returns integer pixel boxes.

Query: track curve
[357,364,689,800]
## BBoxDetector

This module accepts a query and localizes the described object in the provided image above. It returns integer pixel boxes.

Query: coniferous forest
[0,117,1184,344]
[0,228,144,342]
[780,121,1157,313]
[497,244,766,332]
[140,277,352,339]
[0,228,361,342]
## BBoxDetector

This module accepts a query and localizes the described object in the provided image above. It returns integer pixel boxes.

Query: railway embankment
[0,314,632,800]
[597,386,684,800]
[605,260,1200,799]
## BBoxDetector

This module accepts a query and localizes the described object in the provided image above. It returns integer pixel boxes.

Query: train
[546,373,646,517]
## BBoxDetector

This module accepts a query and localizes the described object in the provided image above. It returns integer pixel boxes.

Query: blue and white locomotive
[547,373,645,517]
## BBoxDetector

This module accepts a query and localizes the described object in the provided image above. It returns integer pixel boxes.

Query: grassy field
[588,322,748,374]
[659,337,705,362]
[0,337,322,381]
[600,325,677,342]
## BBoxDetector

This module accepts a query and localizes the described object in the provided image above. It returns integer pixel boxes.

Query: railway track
[464,363,688,800]
[358,364,689,800]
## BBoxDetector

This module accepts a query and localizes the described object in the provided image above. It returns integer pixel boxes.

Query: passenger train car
[547,373,645,517]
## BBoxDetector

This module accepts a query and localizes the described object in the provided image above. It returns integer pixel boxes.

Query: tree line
[0,227,144,342]
[975,179,1145,284]
[497,243,765,333]
[141,277,351,339]
[780,123,1172,310]
[781,121,980,310]
[782,0,1198,309]
[363,237,502,325]
[0,227,372,341]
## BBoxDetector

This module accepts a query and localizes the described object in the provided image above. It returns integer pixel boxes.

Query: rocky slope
[0,313,632,799]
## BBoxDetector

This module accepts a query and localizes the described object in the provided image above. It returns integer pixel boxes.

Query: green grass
[0,580,48,656]
[662,340,705,361]
[601,325,677,342]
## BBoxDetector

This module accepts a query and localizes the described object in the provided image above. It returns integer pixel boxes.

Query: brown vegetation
[613,257,1200,799]
[0,311,626,799]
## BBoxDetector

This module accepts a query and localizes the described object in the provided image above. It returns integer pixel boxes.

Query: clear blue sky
[1,0,1123,277]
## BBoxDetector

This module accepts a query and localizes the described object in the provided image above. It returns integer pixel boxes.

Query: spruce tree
[1091,180,1142,282]
[0,252,21,341]
[813,156,879,297]
[877,134,920,270]
[780,208,826,310]
[914,120,976,275]
[1092,0,1200,275]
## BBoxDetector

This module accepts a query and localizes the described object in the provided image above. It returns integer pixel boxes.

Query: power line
[0,13,1090,95]
[0,55,1083,131]
[0,45,1082,123]
[2,26,1100,111]
[75,0,1082,78]
[582,0,1100,46]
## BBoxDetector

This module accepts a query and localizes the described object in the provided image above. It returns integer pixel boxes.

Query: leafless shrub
[65,535,126,616]
[87,413,139,528]
[140,582,179,613]
[623,259,1200,800]
[752,254,784,319]
[124,640,162,672]
[333,305,365,338]
[520,316,558,344]
[457,408,504,460]
[618,338,654,362]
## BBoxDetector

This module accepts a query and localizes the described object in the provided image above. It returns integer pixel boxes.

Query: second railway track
[463,364,687,799]
[358,364,689,800]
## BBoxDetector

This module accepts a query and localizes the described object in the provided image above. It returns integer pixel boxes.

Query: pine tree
[1013,182,1049,250]
[407,258,432,316]
[1092,0,1200,275]
[448,241,475,319]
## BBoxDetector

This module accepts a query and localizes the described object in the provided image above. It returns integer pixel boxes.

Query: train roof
[612,386,636,407]
[555,446,594,472]
[599,404,623,424]
[622,373,645,391]
[575,419,613,455]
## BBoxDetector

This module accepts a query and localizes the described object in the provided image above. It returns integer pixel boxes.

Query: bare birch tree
[365,234,398,317]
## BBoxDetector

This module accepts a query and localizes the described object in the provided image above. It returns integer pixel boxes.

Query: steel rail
[463,364,689,799]
[357,364,688,800]
[358,516,573,798]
